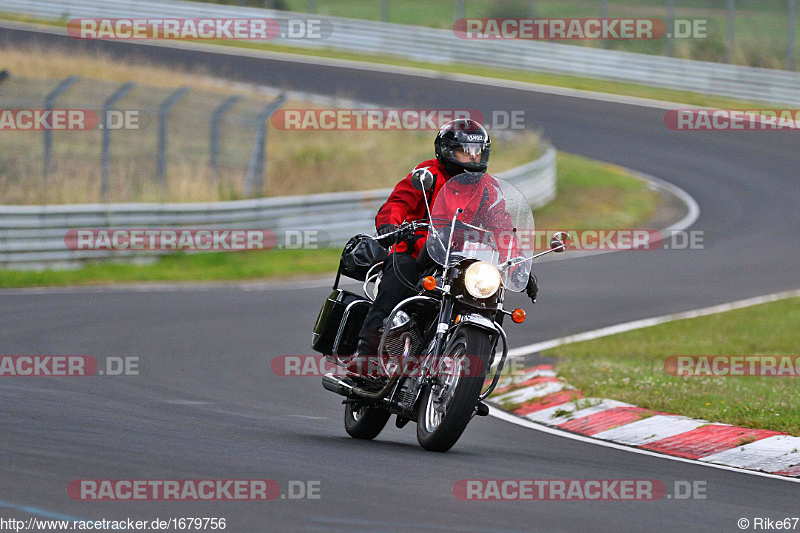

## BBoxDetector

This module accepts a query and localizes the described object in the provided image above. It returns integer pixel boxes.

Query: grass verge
[549,297,800,435]
[0,248,343,287]
[0,151,657,287]
[536,152,656,230]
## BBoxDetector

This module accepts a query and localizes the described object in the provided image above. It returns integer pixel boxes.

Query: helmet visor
[437,132,491,174]
[457,143,485,157]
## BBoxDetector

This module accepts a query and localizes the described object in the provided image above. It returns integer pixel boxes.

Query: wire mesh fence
[0,71,284,204]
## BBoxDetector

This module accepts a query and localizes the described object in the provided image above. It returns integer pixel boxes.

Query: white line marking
[488,406,800,483]
[161,400,213,405]
[628,169,701,232]
[529,164,700,265]
[508,288,800,358]
[497,289,800,479]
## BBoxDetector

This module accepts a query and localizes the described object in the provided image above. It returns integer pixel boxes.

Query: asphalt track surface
[1,26,799,532]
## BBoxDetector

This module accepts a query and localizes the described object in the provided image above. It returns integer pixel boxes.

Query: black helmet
[434,119,491,176]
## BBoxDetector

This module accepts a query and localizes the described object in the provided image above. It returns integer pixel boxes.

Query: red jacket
[376,160,517,259]
[375,159,452,258]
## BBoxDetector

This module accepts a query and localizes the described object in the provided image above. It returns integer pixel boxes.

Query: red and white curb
[488,364,800,479]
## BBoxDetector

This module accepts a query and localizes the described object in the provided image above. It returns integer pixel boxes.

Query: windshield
[426,172,535,292]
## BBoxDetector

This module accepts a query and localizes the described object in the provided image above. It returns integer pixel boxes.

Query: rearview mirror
[410,168,434,191]
[550,231,571,252]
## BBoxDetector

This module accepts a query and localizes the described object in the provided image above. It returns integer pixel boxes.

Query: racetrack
[1,25,799,532]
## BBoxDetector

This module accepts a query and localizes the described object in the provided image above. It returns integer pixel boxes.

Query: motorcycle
[312,168,570,452]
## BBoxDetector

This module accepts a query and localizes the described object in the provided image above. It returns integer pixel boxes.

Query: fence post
[244,94,285,198]
[789,0,796,71]
[157,86,190,185]
[209,95,240,181]
[380,0,389,22]
[665,0,674,57]
[455,0,464,21]
[726,0,735,64]
[600,0,608,49]
[43,75,79,182]
[101,81,135,202]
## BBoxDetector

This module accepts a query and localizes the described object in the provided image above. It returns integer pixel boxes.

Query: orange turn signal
[511,308,526,324]
[422,276,437,291]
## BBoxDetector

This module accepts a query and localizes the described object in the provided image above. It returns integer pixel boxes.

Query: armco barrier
[0,145,556,270]
[2,0,800,105]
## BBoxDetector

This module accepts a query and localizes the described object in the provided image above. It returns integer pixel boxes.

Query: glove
[375,223,398,249]
[525,272,539,304]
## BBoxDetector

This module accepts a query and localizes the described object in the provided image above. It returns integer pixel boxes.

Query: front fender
[453,313,498,335]
[449,313,509,401]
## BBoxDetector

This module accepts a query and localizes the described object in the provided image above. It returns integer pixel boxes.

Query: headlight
[463,261,501,299]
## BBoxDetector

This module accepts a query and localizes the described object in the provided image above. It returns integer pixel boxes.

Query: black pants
[358,250,432,346]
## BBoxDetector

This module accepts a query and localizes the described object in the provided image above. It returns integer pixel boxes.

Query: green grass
[0,151,658,287]
[0,12,792,109]
[549,297,800,435]
[535,152,657,230]
[0,248,343,287]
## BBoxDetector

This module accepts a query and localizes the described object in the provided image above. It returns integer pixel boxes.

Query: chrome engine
[382,311,422,357]
[383,311,424,415]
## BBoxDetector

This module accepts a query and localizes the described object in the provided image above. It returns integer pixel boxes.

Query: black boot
[354,338,378,357]
[345,339,388,392]
[346,338,378,375]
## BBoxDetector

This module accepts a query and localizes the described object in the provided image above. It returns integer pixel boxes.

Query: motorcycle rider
[350,119,539,369]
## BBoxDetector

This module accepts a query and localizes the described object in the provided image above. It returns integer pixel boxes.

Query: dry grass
[0,44,541,204]
[1,44,227,92]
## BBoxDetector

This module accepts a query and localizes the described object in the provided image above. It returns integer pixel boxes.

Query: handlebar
[371,221,429,243]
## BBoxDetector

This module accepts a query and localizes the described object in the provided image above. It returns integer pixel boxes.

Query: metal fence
[293,0,800,69]
[4,0,800,105]
[0,71,285,204]
[0,145,556,270]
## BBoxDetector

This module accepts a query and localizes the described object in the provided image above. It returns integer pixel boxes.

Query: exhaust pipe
[322,373,355,396]
[321,373,399,402]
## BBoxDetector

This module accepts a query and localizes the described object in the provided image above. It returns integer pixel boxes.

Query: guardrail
[0,145,556,270]
[4,0,800,105]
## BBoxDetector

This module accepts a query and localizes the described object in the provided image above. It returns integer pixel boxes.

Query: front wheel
[416,326,490,452]
[344,402,391,440]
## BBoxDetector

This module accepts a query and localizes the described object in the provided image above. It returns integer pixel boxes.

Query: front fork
[425,270,509,400]
[431,294,455,359]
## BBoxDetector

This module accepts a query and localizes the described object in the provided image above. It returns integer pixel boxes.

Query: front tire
[416,326,490,452]
[344,402,391,440]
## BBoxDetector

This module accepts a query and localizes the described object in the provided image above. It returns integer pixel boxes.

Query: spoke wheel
[416,326,490,452]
